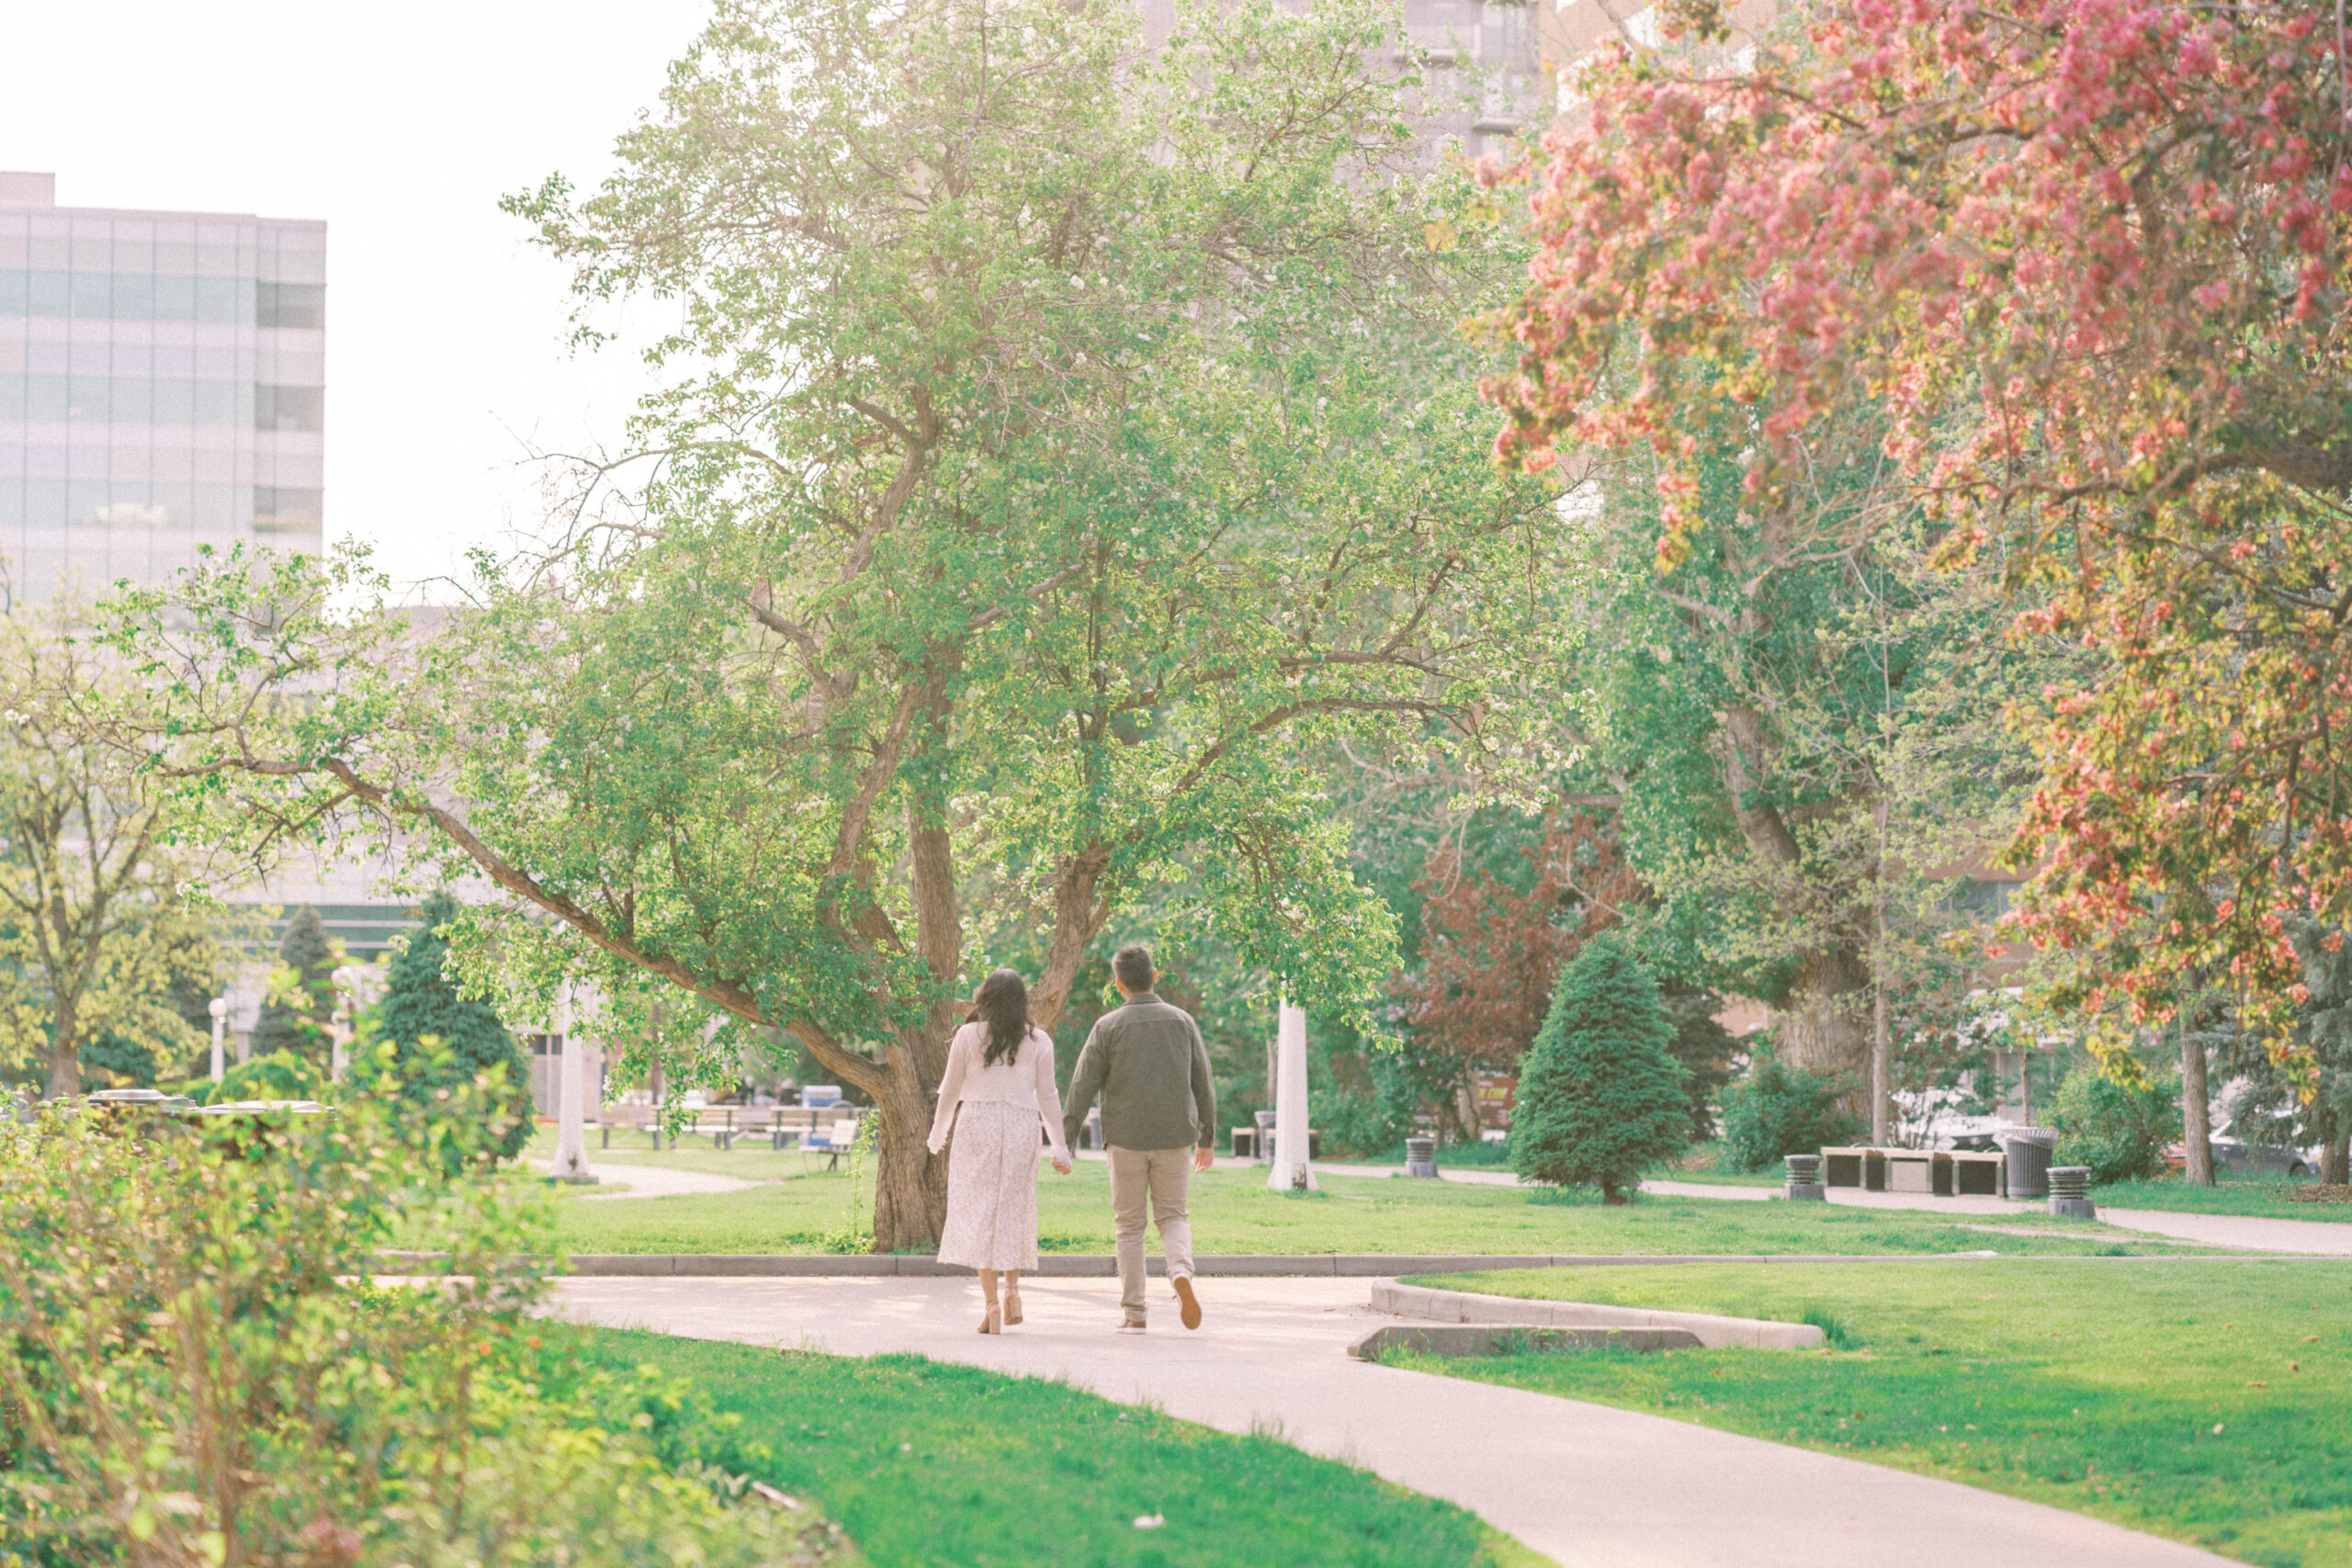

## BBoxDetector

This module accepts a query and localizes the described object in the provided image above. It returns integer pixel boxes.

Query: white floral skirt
[937,1100,1045,1271]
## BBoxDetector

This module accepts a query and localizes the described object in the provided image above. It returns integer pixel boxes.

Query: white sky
[3,0,712,592]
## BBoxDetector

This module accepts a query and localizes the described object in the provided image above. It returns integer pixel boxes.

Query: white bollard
[1265,998,1317,1193]
[208,996,228,1084]
[548,985,598,1183]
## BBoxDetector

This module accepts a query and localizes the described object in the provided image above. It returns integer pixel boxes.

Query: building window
[254,487,322,531]
[254,384,323,433]
[257,282,324,330]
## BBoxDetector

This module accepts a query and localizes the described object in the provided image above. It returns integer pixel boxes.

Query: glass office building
[0,171,324,604]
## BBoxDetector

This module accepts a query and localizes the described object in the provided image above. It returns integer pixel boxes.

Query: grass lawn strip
[2088,1175,2352,1224]
[552,1325,1543,1568]
[526,1156,2226,1258]
[1396,1259,2352,1566]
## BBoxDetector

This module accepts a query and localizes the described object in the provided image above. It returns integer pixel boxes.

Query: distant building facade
[0,171,324,605]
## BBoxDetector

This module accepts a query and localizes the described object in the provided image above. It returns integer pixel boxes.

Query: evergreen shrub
[356,891,535,1158]
[1509,934,1690,1203]
[248,905,337,1063]
[1716,1044,1863,1171]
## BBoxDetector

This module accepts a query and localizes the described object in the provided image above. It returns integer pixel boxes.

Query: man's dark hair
[1113,944,1156,993]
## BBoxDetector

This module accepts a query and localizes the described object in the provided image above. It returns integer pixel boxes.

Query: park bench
[802,1117,864,1172]
[1820,1144,2009,1198]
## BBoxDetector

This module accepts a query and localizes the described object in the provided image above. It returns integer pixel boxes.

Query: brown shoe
[1173,1275,1203,1330]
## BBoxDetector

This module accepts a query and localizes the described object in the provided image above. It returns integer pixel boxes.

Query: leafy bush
[2052,1067,2183,1184]
[0,1084,842,1567]
[1510,935,1691,1202]
[1716,1044,1863,1171]
[172,1047,329,1106]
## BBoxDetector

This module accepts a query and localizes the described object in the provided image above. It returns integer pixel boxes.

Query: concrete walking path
[550,1273,2230,1567]
[528,1157,766,1201]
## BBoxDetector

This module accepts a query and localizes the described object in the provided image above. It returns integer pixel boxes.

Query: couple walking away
[925,943,1216,1336]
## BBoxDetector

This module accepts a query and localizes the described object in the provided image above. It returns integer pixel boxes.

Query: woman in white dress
[926,968,1073,1333]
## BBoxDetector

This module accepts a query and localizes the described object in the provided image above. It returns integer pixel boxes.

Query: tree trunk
[2324,1130,2349,1187]
[865,781,962,1256]
[869,1064,949,1253]
[1773,943,1871,1080]
[1599,1177,1627,1205]
[2180,1021,2214,1187]
[46,994,79,1099]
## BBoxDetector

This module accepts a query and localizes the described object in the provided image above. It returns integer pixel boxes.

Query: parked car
[2164,1137,2321,1177]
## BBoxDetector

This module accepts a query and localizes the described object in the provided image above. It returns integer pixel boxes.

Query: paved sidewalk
[551,1273,2229,1567]
[527,1157,765,1201]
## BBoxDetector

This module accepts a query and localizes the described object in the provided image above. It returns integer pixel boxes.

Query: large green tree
[0,594,231,1098]
[115,0,1561,1249]
[1560,433,2061,1135]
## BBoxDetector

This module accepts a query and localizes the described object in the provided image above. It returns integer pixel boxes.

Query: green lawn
[547,1325,1543,1568]
[531,1150,2213,1258]
[2093,1172,2352,1224]
[1394,1258,2352,1566]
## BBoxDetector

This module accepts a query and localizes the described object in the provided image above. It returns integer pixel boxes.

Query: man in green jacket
[1063,944,1216,1332]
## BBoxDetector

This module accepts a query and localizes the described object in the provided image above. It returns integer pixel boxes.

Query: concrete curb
[379,1249,2013,1278]
[1349,1323,1702,1359]
[1373,1280,1825,1349]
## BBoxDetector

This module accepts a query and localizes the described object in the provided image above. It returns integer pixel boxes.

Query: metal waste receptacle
[2000,1126,2058,1199]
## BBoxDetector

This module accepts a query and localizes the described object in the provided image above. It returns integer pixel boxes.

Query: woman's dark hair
[975,968,1031,1067]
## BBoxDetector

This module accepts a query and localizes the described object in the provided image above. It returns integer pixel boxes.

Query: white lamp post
[329,964,359,1082]
[548,984,597,1183]
[208,996,228,1084]
[1264,998,1317,1192]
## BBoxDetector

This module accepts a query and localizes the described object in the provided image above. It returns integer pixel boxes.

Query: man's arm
[1063,1021,1109,1151]
[1187,1017,1216,1156]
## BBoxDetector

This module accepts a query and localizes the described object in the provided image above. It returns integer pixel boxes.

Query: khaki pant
[1107,1145,1194,1319]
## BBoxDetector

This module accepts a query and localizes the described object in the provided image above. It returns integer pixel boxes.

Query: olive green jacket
[1061,993,1216,1152]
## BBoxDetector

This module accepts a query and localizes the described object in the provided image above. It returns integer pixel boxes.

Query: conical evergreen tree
[249,906,336,1064]
[369,891,533,1158]
[1510,933,1691,1203]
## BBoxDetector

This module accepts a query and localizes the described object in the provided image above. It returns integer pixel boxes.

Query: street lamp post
[1264,998,1317,1193]
[208,997,228,1084]
[548,985,597,1184]
[330,964,359,1082]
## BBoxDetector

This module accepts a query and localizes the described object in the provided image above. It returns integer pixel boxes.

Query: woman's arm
[1031,1028,1071,1165]
[926,1027,970,1155]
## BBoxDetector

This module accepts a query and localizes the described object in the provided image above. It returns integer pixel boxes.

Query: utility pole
[208,996,228,1084]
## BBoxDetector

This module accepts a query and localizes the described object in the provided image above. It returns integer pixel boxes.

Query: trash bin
[2000,1126,2057,1199]
[1405,1135,1439,1179]
[1253,1110,1277,1166]
[2048,1165,2098,1220]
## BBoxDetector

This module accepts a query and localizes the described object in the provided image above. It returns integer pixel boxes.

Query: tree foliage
[1482,0,2352,1068]
[1509,933,1690,1201]
[0,594,231,1097]
[1394,809,1634,1099]
[248,906,337,1066]
[112,0,1562,1248]
[362,891,535,1159]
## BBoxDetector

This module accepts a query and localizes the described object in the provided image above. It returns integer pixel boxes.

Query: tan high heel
[978,1305,1001,1335]
[1002,1287,1023,1325]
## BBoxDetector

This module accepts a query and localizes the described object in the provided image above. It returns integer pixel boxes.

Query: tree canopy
[1482,0,2352,1071]
[115,0,1564,1248]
